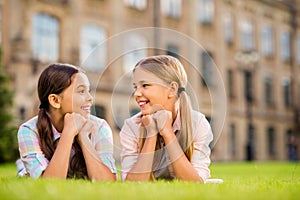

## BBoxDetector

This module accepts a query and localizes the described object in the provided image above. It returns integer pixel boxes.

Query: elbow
[91,172,117,182]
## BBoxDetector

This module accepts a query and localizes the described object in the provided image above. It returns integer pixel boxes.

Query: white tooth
[139,102,146,106]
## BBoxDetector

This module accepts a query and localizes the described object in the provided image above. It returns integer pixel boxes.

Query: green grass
[0,162,299,200]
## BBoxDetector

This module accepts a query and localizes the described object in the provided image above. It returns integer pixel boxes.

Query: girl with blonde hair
[120,55,213,182]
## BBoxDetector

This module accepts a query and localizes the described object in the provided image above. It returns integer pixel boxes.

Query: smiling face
[59,72,93,119]
[133,67,175,115]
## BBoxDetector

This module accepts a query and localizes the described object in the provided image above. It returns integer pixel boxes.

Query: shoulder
[90,115,108,127]
[191,110,207,123]
[191,110,212,136]
[124,112,141,128]
[89,115,113,137]
[18,116,39,133]
[120,112,141,137]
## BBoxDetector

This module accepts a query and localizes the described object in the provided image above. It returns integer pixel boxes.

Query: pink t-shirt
[120,110,213,182]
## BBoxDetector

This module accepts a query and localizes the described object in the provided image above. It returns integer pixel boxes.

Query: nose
[87,91,93,103]
[134,86,142,97]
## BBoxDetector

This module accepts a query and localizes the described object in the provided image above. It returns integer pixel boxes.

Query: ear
[48,94,61,109]
[168,81,179,98]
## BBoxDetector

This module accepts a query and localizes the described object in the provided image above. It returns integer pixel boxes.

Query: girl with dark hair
[120,55,213,183]
[16,63,116,181]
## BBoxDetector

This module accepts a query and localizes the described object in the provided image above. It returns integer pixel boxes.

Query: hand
[78,120,96,141]
[152,110,173,136]
[63,113,87,138]
[141,114,158,138]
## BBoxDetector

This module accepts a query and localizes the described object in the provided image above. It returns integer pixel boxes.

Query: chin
[79,111,90,119]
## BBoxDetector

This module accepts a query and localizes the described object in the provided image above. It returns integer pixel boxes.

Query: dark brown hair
[37,63,87,179]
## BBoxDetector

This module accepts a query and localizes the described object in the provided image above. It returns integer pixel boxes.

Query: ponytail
[178,90,194,161]
[37,108,55,161]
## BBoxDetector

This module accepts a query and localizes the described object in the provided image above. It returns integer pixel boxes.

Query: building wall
[1,0,299,163]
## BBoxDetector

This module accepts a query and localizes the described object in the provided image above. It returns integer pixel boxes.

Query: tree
[0,48,19,163]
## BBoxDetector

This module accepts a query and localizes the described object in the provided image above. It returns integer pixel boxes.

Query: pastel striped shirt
[17,115,116,178]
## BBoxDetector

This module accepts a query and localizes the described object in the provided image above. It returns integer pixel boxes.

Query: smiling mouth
[138,100,149,108]
[81,106,91,112]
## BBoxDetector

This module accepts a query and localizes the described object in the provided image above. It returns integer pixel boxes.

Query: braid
[69,137,88,179]
[37,108,55,161]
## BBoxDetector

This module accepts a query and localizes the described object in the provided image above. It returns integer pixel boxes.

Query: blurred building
[1,0,299,162]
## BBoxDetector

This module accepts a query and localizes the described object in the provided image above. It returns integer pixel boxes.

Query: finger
[141,115,158,137]
[141,115,151,126]
[152,110,169,131]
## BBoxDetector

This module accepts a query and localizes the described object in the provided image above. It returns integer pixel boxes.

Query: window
[267,127,276,157]
[201,51,214,87]
[223,12,234,44]
[244,71,253,103]
[80,24,106,71]
[161,0,182,18]
[197,0,215,25]
[246,124,255,161]
[261,25,274,57]
[227,69,235,99]
[0,8,2,44]
[239,19,254,51]
[281,31,290,61]
[229,123,236,157]
[286,129,297,161]
[32,13,59,62]
[123,33,147,74]
[297,36,300,64]
[264,75,273,106]
[167,44,180,59]
[282,77,291,108]
[124,0,147,10]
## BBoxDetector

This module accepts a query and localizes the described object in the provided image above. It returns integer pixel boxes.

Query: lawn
[0,162,299,200]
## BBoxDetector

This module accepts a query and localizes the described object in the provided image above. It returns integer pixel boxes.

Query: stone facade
[1,0,299,162]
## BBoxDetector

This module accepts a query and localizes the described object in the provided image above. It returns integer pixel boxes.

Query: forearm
[79,135,116,181]
[42,134,74,179]
[163,132,203,183]
[125,136,157,181]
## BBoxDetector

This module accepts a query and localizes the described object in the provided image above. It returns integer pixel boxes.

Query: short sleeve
[191,113,213,182]
[17,125,49,178]
[93,119,117,174]
[120,118,140,181]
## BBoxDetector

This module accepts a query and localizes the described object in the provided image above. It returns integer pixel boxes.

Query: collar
[51,124,61,141]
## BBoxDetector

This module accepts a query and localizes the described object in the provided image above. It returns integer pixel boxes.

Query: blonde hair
[134,55,194,178]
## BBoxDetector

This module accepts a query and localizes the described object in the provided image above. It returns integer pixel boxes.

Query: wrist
[160,128,175,141]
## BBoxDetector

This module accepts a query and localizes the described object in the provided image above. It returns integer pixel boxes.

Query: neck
[172,101,180,122]
[47,110,64,133]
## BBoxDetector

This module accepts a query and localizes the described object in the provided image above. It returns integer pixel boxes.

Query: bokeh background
[0,0,299,165]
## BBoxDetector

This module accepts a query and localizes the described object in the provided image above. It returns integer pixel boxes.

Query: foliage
[0,48,19,163]
[0,162,299,200]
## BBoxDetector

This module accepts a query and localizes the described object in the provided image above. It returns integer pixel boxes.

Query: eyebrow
[133,80,152,85]
[75,84,90,89]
